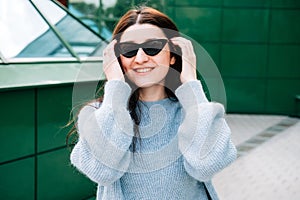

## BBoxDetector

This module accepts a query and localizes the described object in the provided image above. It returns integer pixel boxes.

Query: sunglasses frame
[116,39,169,58]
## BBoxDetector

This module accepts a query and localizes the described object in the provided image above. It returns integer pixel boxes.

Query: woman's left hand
[103,39,125,81]
[170,37,197,83]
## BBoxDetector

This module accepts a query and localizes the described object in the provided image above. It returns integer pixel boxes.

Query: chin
[134,81,157,88]
[129,78,165,89]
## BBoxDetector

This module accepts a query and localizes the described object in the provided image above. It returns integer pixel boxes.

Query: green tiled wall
[37,86,73,152]
[0,86,95,199]
[168,0,300,115]
[270,9,300,43]
[175,7,222,42]
[224,78,266,113]
[37,149,95,200]
[266,79,300,114]
[0,89,35,163]
[222,9,269,43]
[272,0,300,8]
[223,0,270,7]
[174,0,222,6]
[268,45,300,78]
[221,44,268,77]
[0,158,34,199]
[201,43,221,66]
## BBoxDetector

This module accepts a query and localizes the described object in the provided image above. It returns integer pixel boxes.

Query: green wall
[0,86,96,199]
[165,0,300,115]
[0,60,103,199]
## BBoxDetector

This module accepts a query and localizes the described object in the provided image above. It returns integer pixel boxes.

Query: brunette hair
[67,6,182,152]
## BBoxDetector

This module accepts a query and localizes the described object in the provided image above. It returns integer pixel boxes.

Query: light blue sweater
[70,80,237,200]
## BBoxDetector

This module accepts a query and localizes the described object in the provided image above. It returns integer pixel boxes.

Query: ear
[170,55,176,65]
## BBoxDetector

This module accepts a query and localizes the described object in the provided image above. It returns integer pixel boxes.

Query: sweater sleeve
[175,80,237,182]
[70,80,134,186]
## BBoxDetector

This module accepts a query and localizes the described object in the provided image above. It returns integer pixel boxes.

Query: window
[0,0,107,61]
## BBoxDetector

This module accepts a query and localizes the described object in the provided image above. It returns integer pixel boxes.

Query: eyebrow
[119,38,168,43]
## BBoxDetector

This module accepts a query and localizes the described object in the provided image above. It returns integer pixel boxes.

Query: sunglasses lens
[118,43,138,58]
[143,40,166,56]
[118,39,167,58]
[123,50,138,58]
[141,48,159,56]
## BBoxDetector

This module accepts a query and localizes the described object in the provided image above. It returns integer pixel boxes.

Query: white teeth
[135,68,152,73]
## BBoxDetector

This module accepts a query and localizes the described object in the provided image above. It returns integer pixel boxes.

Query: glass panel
[68,0,163,36]
[33,0,106,57]
[68,0,122,36]
[0,0,72,59]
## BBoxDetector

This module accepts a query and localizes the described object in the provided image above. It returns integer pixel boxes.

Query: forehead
[120,24,166,43]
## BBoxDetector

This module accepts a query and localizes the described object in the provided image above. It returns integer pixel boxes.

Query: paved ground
[213,114,300,200]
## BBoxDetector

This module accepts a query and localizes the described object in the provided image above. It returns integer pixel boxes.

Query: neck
[139,85,167,102]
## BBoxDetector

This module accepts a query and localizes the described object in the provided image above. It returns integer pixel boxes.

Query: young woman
[70,6,236,200]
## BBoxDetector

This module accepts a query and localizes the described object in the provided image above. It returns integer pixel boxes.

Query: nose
[134,48,149,64]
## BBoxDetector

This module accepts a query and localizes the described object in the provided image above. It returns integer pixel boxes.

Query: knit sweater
[70,80,237,200]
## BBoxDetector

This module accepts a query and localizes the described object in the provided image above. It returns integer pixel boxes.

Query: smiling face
[118,24,175,88]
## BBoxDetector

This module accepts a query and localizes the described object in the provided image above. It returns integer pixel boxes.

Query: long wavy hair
[67,6,182,152]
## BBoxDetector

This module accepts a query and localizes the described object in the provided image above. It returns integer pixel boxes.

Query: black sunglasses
[116,39,168,58]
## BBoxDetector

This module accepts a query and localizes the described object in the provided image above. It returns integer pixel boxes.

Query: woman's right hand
[103,39,125,81]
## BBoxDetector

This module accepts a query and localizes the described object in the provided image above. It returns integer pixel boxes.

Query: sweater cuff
[102,80,132,107]
[175,80,208,109]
